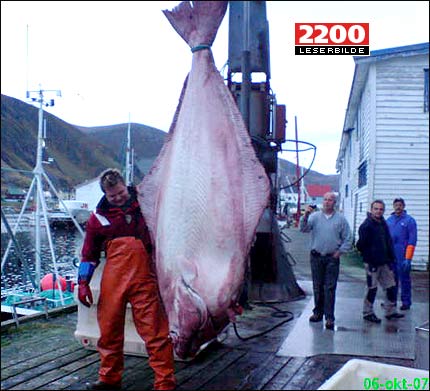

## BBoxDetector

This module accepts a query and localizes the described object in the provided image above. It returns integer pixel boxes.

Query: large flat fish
[137,0,270,359]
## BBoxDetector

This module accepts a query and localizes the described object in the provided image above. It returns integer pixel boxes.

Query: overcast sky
[1,1,429,175]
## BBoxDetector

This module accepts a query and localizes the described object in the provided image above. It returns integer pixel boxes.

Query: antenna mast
[26,25,29,94]
[1,87,84,297]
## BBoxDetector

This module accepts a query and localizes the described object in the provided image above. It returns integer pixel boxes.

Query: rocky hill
[1,93,338,195]
[1,94,166,192]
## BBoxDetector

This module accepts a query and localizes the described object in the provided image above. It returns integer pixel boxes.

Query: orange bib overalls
[97,236,176,390]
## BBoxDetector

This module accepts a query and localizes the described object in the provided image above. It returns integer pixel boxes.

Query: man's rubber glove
[77,262,96,308]
[78,281,93,308]
[401,259,411,274]
[405,245,415,260]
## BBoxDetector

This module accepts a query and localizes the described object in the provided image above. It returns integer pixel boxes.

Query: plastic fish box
[73,259,150,357]
[74,258,219,361]
[318,359,430,390]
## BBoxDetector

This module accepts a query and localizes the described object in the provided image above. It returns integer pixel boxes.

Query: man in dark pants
[356,200,405,323]
[300,192,352,330]
[77,169,176,390]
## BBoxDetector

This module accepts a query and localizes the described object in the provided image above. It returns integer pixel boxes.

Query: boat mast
[2,87,83,300]
[125,113,133,186]
[295,116,301,227]
[2,25,84,297]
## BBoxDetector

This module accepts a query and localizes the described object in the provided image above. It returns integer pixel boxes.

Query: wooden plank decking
[1,302,417,390]
[2,227,427,390]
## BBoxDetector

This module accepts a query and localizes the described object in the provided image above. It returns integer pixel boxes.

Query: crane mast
[227,1,304,302]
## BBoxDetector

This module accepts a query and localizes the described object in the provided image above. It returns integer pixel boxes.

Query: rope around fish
[191,44,212,53]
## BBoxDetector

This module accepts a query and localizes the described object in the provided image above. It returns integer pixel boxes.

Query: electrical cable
[232,302,295,341]
[231,223,308,342]
[227,137,313,342]
[220,60,229,79]
[279,139,317,190]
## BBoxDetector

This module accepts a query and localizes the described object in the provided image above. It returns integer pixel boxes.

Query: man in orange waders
[77,168,176,390]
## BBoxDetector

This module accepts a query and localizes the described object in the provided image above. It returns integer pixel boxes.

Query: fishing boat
[48,200,91,228]
[1,272,77,324]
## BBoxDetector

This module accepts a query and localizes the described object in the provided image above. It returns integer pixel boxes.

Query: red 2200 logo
[295,23,369,46]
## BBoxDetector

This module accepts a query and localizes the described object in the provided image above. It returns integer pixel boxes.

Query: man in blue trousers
[386,198,418,311]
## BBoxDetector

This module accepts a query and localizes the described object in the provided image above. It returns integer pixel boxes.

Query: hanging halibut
[137,1,270,359]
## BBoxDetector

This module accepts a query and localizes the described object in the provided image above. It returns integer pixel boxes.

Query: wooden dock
[2,227,428,390]
[1,303,419,390]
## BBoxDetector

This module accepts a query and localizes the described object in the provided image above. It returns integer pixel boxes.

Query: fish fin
[162,1,228,48]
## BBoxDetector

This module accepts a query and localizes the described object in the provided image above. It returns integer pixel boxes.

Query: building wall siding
[353,188,369,243]
[352,75,373,241]
[338,49,429,270]
[373,54,429,269]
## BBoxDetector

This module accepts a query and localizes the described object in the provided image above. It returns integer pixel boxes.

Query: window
[358,161,367,188]
[345,184,349,198]
[424,68,429,113]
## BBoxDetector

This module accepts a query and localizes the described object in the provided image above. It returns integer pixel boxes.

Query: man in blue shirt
[386,198,417,311]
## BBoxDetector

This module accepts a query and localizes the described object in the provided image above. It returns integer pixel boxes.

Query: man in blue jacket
[386,198,417,310]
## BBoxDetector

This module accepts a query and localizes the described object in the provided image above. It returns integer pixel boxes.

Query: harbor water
[1,223,84,293]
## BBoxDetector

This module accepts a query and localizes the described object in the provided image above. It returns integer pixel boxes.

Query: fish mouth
[171,325,213,359]
[171,311,232,359]
[172,334,195,360]
[168,278,240,359]
[168,331,187,359]
[167,279,209,359]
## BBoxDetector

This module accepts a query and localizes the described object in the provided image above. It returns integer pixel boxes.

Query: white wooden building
[336,42,429,270]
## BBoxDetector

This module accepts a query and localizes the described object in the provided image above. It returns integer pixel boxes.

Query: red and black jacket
[81,186,152,265]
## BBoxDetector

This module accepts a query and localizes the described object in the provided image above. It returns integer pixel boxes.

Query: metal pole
[37,178,65,304]
[34,89,44,289]
[34,174,43,290]
[125,114,132,186]
[3,87,68,297]
[241,1,251,132]
[131,149,134,183]
[295,116,301,227]
[1,177,36,272]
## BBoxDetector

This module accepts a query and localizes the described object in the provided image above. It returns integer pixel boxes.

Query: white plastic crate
[318,359,429,390]
[74,258,162,358]
[74,258,218,361]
